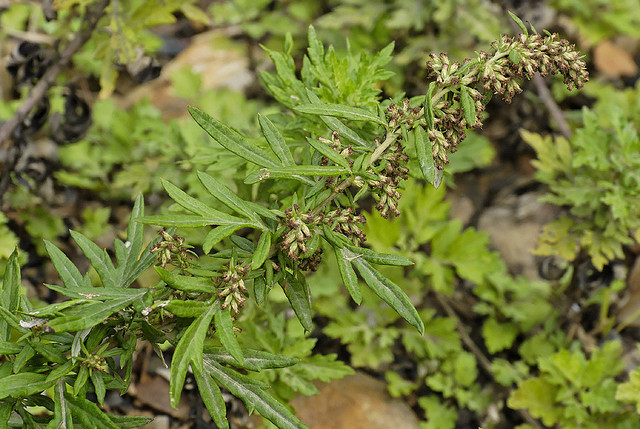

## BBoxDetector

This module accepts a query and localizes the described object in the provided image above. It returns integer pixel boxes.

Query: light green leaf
[137,214,258,229]
[170,304,216,407]
[164,300,210,318]
[204,360,308,429]
[345,245,413,266]
[197,171,264,223]
[258,114,294,166]
[215,305,243,364]
[0,373,55,399]
[307,137,351,169]
[351,256,424,333]
[70,231,116,289]
[508,11,529,36]
[156,267,216,293]
[0,249,21,341]
[189,106,279,168]
[251,232,271,270]
[294,103,386,126]
[460,86,476,126]
[45,240,88,289]
[203,225,241,254]
[424,82,436,130]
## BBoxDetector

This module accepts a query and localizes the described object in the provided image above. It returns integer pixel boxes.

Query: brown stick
[0,0,110,198]
[532,74,573,139]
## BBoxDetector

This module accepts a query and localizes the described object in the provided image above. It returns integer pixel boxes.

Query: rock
[290,372,419,429]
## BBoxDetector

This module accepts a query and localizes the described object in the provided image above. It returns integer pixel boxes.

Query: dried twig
[532,73,573,139]
[435,293,543,429]
[0,0,110,199]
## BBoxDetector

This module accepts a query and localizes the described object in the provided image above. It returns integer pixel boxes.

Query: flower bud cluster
[425,31,588,169]
[216,263,249,316]
[150,229,195,269]
[281,204,315,261]
[318,130,353,166]
[367,141,409,218]
[322,207,367,245]
[386,99,423,128]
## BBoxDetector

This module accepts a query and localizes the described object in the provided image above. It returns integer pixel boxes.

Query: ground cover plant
[1,1,640,429]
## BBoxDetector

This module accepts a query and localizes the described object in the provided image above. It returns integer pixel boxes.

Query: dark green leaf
[214,305,243,364]
[253,276,267,305]
[294,103,386,126]
[346,245,413,266]
[49,379,73,429]
[46,360,74,383]
[414,127,437,185]
[189,106,279,168]
[0,249,21,341]
[351,257,424,333]
[251,232,271,270]
[0,342,23,355]
[306,91,370,149]
[137,214,258,229]
[116,194,148,288]
[70,231,116,289]
[65,394,119,428]
[245,166,348,184]
[0,306,28,335]
[258,114,294,166]
[307,138,351,169]
[203,225,241,254]
[74,365,89,396]
[204,360,308,429]
[0,373,55,399]
[164,300,210,318]
[44,240,88,289]
[107,414,154,429]
[197,171,263,223]
[170,304,216,407]
[193,364,229,429]
[91,370,106,405]
[335,247,362,304]
[156,267,216,293]
[204,347,298,371]
[460,86,476,126]
[283,274,312,332]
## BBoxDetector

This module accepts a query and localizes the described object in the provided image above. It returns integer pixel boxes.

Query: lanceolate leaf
[258,114,295,166]
[345,245,414,266]
[203,225,241,254]
[460,86,476,126]
[245,165,349,185]
[0,249,21,342]
[251,232,271,270]
[116,194,151,289]
[283,273,313,332]
[204,360,308,429]
[44,241,88,289]
[307,137,351,169]
[351,258,424,334]
[335,247,362,305]
[306,91,371,149]
[294,103,386,126]
[192,364,229,429]
[70,231,116,289]
[214,304,243,364]
[137,214,259,229]
[414,127,437,185]
[170,304,216,407]
[204,347,298,371]
[189,106,279,168]
[156,267,216,293]
[0,373,55,399]
[197,171,262,223]
[424,82,436,131]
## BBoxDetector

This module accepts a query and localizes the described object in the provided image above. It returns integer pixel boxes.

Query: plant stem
[0,0,110,200]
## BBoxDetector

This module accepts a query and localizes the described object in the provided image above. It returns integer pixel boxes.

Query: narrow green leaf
[335,247,362,304]
[0,373,55,399]
[307,137,351,169]
[203,225,241,254]
[424,82,436,130]
[116,194,146,288]
[306,91,371,149]
[107,415,154,429]
[64,395,119,429]
[44,241,87,289]
[0,401,12,428]
[31,342,66,364]
[351,257,424,333]
[193,364,229,429]
[346,245,413,266]
[0,342,23,355]
[90,370,106,405]
[258,114,294,165]
[0,306,29,335]
[253,276,267,305]
[44,283,147,300]
[137,214,258,229]
[197,171,262,223]
[245,165,348,184]
[13,345,34,373]
[460,86,476,127]
[156,267,216,293]
[214,305,243,364]
[306,25,324,67]
[46,360,74,383]
[0,249,21,341]
[164,300,210,318]
[320,225,347,249]
[170,304,216,407]
[204,347,298,371]
[49,379,73,429]
[251,232,271,270]
[204,360,308,429]
[70,231,116,289]
[414,127,437,184]
[189,106,279,168]
[294,103,386,126]
[283,274,312,332]
[508,11,528,36]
